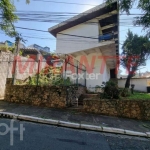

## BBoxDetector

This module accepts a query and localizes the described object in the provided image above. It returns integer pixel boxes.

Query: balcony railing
[99,33,114,42]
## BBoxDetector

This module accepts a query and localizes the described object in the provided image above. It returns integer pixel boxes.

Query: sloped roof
[48,0,117,37]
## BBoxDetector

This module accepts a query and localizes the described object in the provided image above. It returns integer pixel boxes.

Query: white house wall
[56,19,106,54]
[54,18,114,89]
[75,52,110,90]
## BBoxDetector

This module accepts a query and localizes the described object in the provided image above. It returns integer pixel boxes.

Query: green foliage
[0,0,30,36]
[119,90,150,100]
[24,66,73,86]
[0,43,24,55]
[127,92,150,100]
[121,30,150,73]
[121,30,150,88]
[52,77,73,86]
[0,0,18,37]
[0,44,15,53]
[25,0,30,4]
[28,76,37,85]
[120,88,130,97]
[100,81,120,99]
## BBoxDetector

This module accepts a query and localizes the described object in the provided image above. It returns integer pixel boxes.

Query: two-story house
[48,0,119,89]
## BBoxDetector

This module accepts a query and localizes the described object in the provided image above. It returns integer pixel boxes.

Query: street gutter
[0,112,150,138]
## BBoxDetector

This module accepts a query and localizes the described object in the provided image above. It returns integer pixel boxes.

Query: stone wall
[4,78,86,108]
[5,79,66,108]
[83,99,150,120]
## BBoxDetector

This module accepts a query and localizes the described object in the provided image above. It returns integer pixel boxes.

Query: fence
[3,54,86,87]
[0,51,87,107]
[64,55,86,86]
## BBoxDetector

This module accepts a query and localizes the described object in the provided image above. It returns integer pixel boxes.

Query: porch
[68,41,118,90]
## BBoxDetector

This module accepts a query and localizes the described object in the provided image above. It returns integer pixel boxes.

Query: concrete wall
[118,78,150,92]
[15,56,46,80]
[0,51,46,98]
[0,51,13,98]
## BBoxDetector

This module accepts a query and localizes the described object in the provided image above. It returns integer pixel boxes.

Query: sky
[0,0,149,74]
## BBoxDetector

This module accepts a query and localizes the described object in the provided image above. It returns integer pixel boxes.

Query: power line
[0,23,118,39]
[57,33,98,39]
[33,0,97,6]
[13,10,145,16]
[15,26,48,32]
[0,29,121,45]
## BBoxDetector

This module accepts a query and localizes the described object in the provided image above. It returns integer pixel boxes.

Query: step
[82,94,98,98]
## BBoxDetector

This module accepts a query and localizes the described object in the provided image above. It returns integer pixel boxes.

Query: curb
[0,112,150,138]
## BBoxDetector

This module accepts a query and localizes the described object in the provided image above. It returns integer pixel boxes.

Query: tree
[0,0,30,37]
[106,0,150,37]
[0,0,18,37]
[121,30,150,88]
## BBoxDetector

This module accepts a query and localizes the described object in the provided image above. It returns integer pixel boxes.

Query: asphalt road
[0,119,150,150]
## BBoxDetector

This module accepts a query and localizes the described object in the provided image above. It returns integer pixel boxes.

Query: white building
[48,1,119,90]
[28,44,50,53]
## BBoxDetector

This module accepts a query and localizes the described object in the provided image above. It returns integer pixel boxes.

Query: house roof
[21,48,40,55]
[48,0,118,37]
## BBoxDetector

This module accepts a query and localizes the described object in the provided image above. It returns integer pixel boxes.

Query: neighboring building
[28,44,50,53]
[5,40,14,47]
[133,71,150,78]
[140,71,150,78]
[0,42,5,46]
[0,40,25,49]
[48,1,119,89]
[0,40,14,47]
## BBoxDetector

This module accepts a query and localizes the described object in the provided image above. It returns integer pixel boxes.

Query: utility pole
[12,36,20,85]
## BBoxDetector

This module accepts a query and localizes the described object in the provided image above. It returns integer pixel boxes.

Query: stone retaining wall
[83,99,150,120]
[5,79,66,108]
[4,78,86,108]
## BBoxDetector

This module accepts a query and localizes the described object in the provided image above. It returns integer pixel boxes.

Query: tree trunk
[125,74,132,88]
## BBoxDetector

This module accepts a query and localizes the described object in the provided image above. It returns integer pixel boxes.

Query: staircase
[78,93,99,105]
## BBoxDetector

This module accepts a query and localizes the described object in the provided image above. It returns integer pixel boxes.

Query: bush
[101,81,120,99]
[120,88,130,97]
[52,77,72,86]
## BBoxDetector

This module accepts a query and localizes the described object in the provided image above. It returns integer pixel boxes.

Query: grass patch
[126,92,150,100]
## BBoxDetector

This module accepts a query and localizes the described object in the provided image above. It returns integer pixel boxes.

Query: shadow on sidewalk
[0,101,150,133]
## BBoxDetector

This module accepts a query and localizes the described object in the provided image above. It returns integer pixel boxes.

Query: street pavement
[0,101,150,133]
[0,119,150,150]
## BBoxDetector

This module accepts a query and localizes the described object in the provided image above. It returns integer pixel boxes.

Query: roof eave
[48,0,117,37]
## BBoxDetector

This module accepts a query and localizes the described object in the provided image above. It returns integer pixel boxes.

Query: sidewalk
[0,101,150,134]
